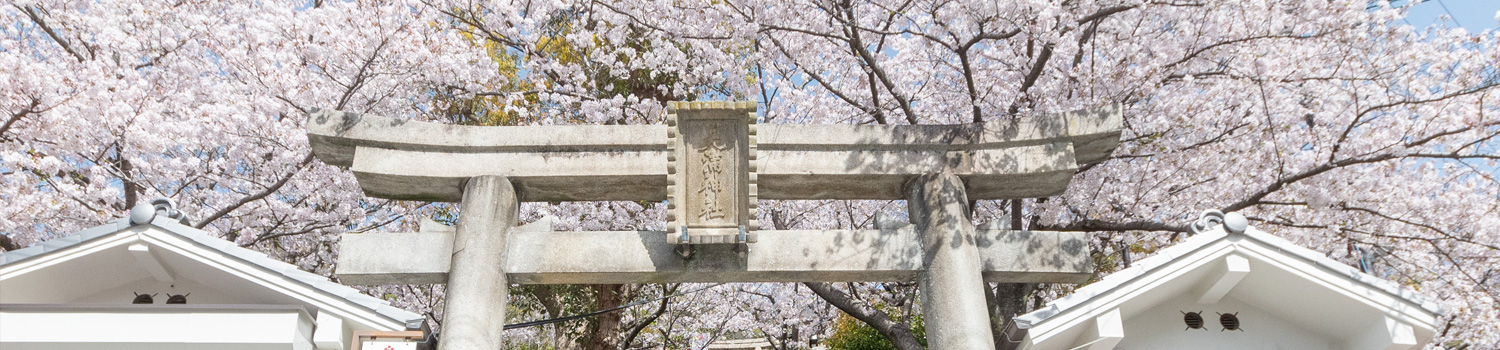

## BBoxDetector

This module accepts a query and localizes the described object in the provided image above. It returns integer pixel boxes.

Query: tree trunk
[581,284,625,350]
[988,283,1034,349]
[0,234,19,251]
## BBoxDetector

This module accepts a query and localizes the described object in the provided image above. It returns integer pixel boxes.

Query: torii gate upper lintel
[306,101,1122,350]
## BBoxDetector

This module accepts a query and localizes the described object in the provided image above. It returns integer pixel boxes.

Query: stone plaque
[666,101,758,244]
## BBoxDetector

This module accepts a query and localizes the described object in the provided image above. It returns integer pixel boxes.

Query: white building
[1003,214,1443,350]
[0,201,428,350]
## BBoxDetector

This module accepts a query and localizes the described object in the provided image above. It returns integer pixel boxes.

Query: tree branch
[837,2,919,124]
[2,97,42,140]
[1009,43,1054,115]
[1076,5,1138,25]
[591,0,733,40]
[803,282,925,350]
[623,284,676,349]
[1040,218,1189,233]
[17,5,87,62]
[766,34,887,124]
[194,154,314,228]
[247,223,336,246]
[1339,204,1500,251]
[335,39,389,110]
[1333,82,1500,160]
[0,234,20,252]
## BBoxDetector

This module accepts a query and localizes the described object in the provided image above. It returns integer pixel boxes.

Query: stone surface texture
[666,101,759,244]
[306,103,1124,349]
[305,105,1120,202]
[907,173,997,350]
[335,227,1090,285]
[439,176,518,350]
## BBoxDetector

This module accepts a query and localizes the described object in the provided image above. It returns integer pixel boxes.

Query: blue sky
[1401,0,1500,32]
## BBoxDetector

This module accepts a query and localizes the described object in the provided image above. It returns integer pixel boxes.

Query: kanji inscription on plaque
[666,101,759,244]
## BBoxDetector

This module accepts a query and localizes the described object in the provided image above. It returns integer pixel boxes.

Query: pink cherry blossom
[3,1,1497,347]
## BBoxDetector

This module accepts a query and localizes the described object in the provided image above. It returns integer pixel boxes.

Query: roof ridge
[1015,224,1441,329]
[1,216,425,328]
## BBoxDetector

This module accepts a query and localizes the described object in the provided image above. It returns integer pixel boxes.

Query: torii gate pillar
[441,176,517,350]
[909,173,996,349]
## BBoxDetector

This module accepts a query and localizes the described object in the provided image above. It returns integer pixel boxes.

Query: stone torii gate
[306,101,1122,350]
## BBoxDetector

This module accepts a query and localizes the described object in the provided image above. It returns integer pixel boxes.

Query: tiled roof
[1,216,425,329]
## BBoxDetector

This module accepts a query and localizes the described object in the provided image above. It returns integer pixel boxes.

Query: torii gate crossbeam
[306,102,1122,350]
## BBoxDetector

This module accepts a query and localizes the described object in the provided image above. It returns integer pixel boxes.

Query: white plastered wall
[1116,296,1334,350]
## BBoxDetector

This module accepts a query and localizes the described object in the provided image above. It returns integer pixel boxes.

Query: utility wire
[502,283,727,330]
[1434,0,1465,28]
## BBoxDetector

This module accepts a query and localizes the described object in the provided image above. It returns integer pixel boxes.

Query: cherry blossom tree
[4,0,1497,348]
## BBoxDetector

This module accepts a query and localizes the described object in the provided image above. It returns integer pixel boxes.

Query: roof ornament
[127,198,190,226]
[1189,209,1249,235]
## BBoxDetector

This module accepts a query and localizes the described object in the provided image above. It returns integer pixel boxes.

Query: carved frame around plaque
[666,101,759,244]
